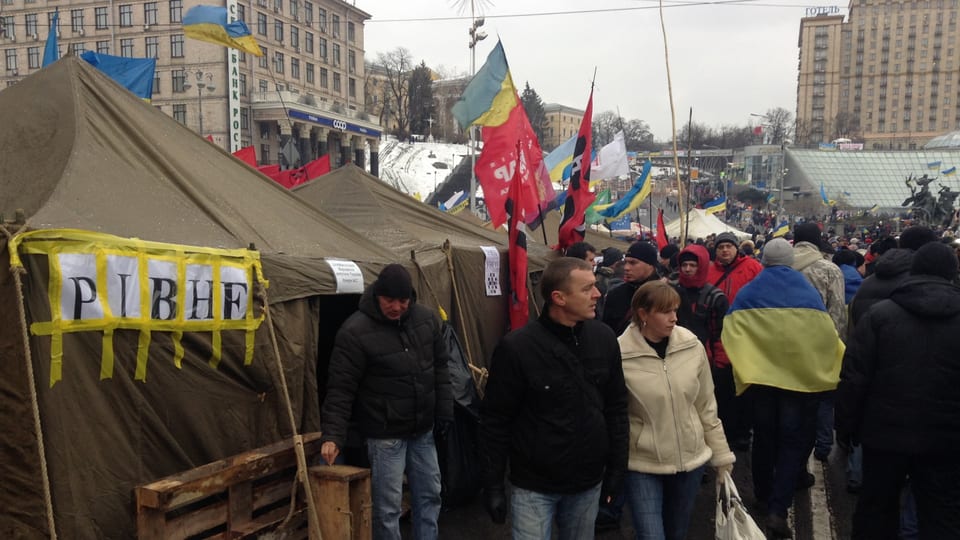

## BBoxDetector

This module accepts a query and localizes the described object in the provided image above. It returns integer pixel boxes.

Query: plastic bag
[715,470,765,540]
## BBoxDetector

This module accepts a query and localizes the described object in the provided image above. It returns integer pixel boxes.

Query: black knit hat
[793,222,823,248]
[715,232,738,248]
[600,247,623,268]
[659,244,680,261]
[911,242,959,281]
[625,241,659,267]
[373,264,413,299]
[899,226,937,251]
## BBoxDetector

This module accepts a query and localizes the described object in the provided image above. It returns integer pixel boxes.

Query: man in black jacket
[837,242,960,539]
[601,240,661,336]
[480,257,628,539]
[320,264,453,540]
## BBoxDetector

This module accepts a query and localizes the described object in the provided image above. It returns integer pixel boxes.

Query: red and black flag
[557,88,595,250]
[506,142,530,331]
[656,208,669,250]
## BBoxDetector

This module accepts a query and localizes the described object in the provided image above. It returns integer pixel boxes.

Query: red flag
[656,208,669,250]
[476,101,553,228]
[302,154,331,180]
[257,164,281,176]
[205,135,214,142]
[506,142,529,330]
[753,126,763,136]
[557,89,595,250]
[232,145,258,167]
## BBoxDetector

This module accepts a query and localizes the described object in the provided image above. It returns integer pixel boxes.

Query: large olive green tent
[0,56,394,538]
[292,164,554,369]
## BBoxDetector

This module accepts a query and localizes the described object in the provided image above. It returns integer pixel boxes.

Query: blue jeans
[847,444,863,487]
[366,431,441,540]
[751,386,818,517]
[511,482,601,540]
[624,466,705,540]
[900,483,918,540]
[815,391,835,458]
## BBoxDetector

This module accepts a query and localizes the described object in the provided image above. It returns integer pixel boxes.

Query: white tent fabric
[665,209,750,241]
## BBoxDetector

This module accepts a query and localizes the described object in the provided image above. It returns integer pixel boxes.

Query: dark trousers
[713,365,752,443]
[853,448,960,540]
[751,386,818,517]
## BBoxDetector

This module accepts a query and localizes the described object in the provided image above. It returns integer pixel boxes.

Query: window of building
[291,57,299,78]
[0,16,13,39]
[172,69,186,92]
[333,72,340,92]
[97,40,110,53]
[169,0,182,23]
[144,2,158,25]
[72,42,85,55]
[144,36,158,57]
[170,34,184,57]
[320,67,328,88]
[332,14,339,37]
[152,71,160,94]
[260,144,270,163]
[259,78,268,92]
[27,46,40,68]
[290,26,299,49]
[241,107,249,130]
[275,20,283,42]
[173,104,186,124]
[319,38,327,59]
[348,77,355,97]
[274,51,284,73]
[348,49,355,73]
[305,32,314,53]
[25,13,38,36]
[239,73,247,96]
[306,62,314,83]
[121,38,134,57]
[318,8,326,32]
[290,0,298,19]
[119,5,133,27]
[304,2,313,24]
[259,47,268,67]
[257,13,267,35]
[237,5,245,22]
[332,43,340,65]
[71,9,84,32]
[347,21,355,42]
[48,11,59,31]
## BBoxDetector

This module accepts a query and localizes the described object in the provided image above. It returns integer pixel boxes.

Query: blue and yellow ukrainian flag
[766,193,776,204]
[183,6,263,56]
[452,40,518,129]
[943,166,957,177]
[703,195,727,214]
[721,266,845,395]
[772,221,789,237]
[869,204,880,215]
[544,135,576,183]
[928,160,943,170]
[594,160,653,220]
[80,51,156,100]
[820,182,836,206]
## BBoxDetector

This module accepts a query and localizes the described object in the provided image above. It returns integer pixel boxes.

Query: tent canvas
[0,57,393,538]
[292,165,553,368]
[664,208,751,242]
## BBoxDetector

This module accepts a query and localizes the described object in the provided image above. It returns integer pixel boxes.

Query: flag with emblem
[506,142,529,330]
[557,88,595,250]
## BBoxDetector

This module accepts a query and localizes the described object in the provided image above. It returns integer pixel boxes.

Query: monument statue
[902,174,959,228]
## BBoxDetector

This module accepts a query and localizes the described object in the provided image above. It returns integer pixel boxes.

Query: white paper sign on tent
[480,246,502,296]
[324,259,365,294]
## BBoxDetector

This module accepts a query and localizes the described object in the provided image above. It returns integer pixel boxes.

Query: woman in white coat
[620,280,736,540]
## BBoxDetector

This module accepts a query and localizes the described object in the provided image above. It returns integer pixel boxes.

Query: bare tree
[623,119,655,151]
[374,47,415,139]
[762,107,793,145]
[592,111,623,146]
[833,112,861,141]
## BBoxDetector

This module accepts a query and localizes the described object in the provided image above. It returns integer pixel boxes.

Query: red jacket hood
[678,244,710,288]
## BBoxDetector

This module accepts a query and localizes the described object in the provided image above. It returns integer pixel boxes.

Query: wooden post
[309,465,371,540]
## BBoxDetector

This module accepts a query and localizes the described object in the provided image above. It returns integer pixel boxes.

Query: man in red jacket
[707,232,762,450]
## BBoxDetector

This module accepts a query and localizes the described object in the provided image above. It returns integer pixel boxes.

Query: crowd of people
[313,220,960,540]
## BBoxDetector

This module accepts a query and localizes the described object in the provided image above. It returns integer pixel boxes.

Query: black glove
[434,418,453,438]
[484,487,507,524]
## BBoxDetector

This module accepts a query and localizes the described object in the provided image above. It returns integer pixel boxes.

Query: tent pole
[258,284,323,539]
[442,241,486,395]
[4,224,59,539]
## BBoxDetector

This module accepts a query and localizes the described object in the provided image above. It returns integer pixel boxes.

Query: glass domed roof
[924,130,960,149]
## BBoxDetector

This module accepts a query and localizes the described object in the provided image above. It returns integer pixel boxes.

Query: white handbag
[715,470,766,540]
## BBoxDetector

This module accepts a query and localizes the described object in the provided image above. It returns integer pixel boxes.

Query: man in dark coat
[837,242,960,539]
[321,264,453,540]
[601,241,661,336]
[480,257,628,539]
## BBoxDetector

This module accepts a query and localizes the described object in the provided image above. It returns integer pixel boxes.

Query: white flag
[590,130,630,180]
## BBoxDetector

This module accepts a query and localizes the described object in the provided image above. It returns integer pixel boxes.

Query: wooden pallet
[135,433,324,539]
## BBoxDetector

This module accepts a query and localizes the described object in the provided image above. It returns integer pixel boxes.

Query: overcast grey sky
[356,0,845,141]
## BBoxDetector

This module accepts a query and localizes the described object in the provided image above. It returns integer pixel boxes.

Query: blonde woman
[619,280,735,540]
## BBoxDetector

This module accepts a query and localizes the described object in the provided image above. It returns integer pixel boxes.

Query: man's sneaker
[764,514,794,539]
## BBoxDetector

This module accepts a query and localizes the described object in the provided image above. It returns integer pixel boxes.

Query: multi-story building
[797,1,960,150]
[0,0,384,172]
[542,102,584,151]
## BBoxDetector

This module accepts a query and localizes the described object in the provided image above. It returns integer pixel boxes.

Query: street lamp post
[467,3,487,215]
[184,70,216,137]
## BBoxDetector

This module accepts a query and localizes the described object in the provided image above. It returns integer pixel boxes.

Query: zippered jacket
[619,324,735,474]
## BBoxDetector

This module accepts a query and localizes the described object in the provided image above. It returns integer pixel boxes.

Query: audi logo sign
[332,120,347,131]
